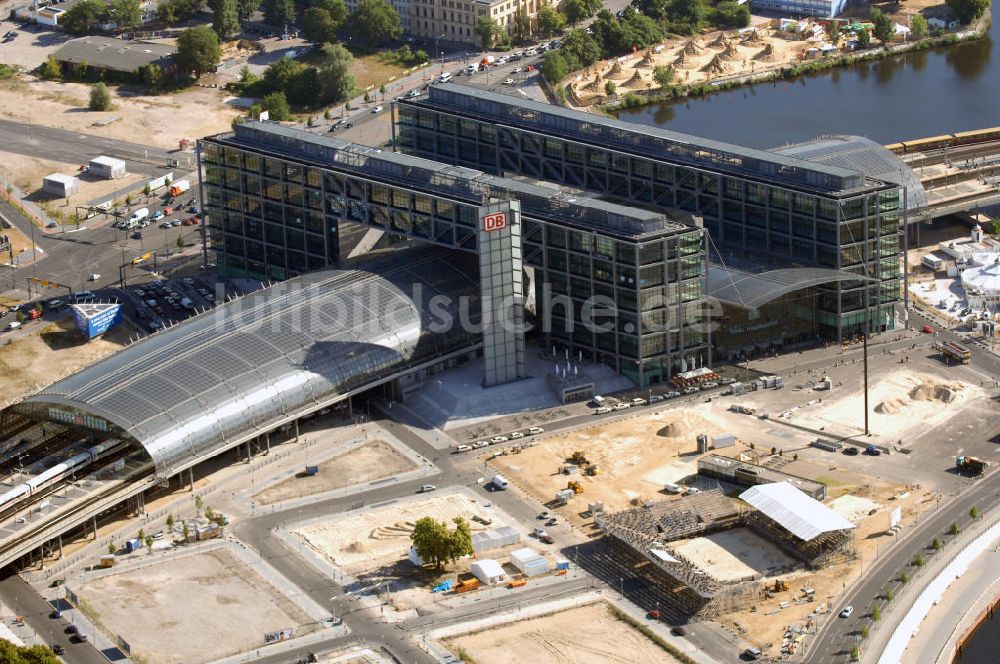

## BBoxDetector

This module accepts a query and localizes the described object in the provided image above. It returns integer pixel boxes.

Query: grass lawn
[299,51,410,93]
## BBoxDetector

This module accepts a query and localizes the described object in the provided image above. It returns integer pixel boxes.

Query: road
[806,469,1000,662]
[0,575,107,664]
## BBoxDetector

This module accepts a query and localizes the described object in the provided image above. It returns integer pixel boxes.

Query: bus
[937,341,971,365]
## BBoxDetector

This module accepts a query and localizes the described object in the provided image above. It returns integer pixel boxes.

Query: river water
[957,602,1000,663]
[617,6,997,148]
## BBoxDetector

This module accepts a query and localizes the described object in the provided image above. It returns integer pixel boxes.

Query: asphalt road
[0,575,106,664]
[0,118,183,180]
[807,469,1000,663]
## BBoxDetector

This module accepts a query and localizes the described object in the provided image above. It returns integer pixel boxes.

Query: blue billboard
[71,303,123,340]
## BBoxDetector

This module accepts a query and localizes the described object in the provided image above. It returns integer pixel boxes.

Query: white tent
[740,481,855,541]
[470,559,507,585]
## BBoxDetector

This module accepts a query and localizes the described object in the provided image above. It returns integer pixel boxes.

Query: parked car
[490,435,508,444]
[372,105,383,113]
[527,426,544,435]
[152,211,165,221]
[509,431,524,439]
[419,484,437,493]
[539,534,555,544]
[533,527,548,538]
[843,446,860,456]
[840,605,854,618]
[502,77,515,85]
[52,645,65,655]
[472,440,489,449]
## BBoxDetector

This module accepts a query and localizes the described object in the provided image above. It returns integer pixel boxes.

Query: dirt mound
[684,39,706,55]
[605,60,629,80]
[673,51,697,69]
[720,41,742,61]
[657,411,716,438]
[742,30,765,45]
[874,398,906,415]
[623,70,647,87]
[909,383,963,403]
[703,54,733,74]
[755,43,778,62]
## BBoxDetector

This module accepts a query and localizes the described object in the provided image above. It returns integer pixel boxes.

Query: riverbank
[583,10,991,115]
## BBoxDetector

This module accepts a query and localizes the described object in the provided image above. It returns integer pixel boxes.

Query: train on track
[0,440,120,514]
[886,127,1000,155]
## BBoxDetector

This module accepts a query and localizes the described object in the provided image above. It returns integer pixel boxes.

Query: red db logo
[483,212,507,232]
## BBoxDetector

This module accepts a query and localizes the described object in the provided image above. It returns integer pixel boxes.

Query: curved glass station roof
[708,264,877,310]
[12,250,480,477]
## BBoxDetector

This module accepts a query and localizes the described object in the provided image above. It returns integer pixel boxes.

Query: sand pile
[684,39,706,55]
[636,50,655,67]
[710,33,731,48]
[606,61,629,80]
[909,382,963,403]
[582,74,602,91]
[874,398,906,415]
[742,30,765,45]
[624,70,647,87]
[755,43,778,62]
[673,51,696,69]
[720,41,742,61]
[657,411,716,438]
[703,55,733,74]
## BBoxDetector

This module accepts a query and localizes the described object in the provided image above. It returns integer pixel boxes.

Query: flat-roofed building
[52,36,177,81]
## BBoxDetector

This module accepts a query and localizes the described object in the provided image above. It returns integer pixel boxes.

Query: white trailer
[89,156,127,179]
[922,254,943,271]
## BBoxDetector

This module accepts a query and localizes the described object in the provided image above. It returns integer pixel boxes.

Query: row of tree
[236,41,355,118]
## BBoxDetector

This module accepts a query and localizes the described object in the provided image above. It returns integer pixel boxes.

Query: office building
[199,122,709,386]
[749,0,847,19]
[395,83,904,343]
[410,0,551,45]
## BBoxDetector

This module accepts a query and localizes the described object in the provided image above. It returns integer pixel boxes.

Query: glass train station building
[394,84,908,345]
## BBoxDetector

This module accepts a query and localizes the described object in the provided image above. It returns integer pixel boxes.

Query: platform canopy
[740,482,855,541]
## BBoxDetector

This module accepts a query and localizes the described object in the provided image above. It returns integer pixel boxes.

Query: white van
[592,395,606,407]
[663,483,683,494]
[437,72,453,83]
[129,208,150,224]
[6,321,21,331]
[492,474,509,490]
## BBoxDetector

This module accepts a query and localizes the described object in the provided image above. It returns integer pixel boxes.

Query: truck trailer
[956,456,989,476]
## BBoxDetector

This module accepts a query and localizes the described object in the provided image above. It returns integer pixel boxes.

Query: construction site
[73,544,324,664]
[293,491,505,575]
[442,601,682,664]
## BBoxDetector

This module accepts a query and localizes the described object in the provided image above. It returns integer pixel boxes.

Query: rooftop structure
[413,84,873,194]
[9,249,481,478]
[739,482,855,541]
[771,135,927,212]
[52,36,175,74]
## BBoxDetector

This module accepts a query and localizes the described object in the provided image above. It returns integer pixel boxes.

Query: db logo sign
[483,212,507,232]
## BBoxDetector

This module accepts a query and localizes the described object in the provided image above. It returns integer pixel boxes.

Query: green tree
[712,1,750,28]
[262,55,303,91]
[302,6,337,43]
[261,91,291,119]
[911,14,928,39]
[411,516,453,570]
[316,42,356,104]
[946,0,989,24]
[108,542,116,554]
[562,0,587,25]
[885,588,894,601]
[604,80,616,96]
[236,0,258,20]
[137,528,145,541]
[512,7,531,41]
[139,63,163,90]
[850,645,860,661]
[143,184,151,197]
[871,10,895,45]
[316,0,348,27]
[145,535,153,552]
[872,605,882,621]
[559,28,602,68]
[914,552,925,567]
[448,517,474,561]
[541,50,570,83]
[348,0,402,45]
[950,521,960,535]
[989,219,1000,236]
[860,625,869,639]
[166,513,175,530]
[670,0,706,25]
[900,572,909,584]
[89,82,113,111]
[40,56,62,81]
[537,5,565,37]
[177,235,186,248]
[262,0,296,27]
[194,495,203,512]
[475,15,500,49]
[857,28,871,48]
[0,640,61,664]
[182,522,190,541]
[970,505,980,519]
[177,25,221,77]
[157,0,204,24]
[76,60,90,81]
[61,0,106,35]
[931,537,941,550]
[106,0,142,28]
[652,64,675,88]
[211,0,241,40]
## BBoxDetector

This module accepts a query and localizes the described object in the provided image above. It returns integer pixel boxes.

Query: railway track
[0,463,154,568]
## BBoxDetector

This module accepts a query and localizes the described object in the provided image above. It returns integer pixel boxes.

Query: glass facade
[395,87,902,341]
[199,123,709,387]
